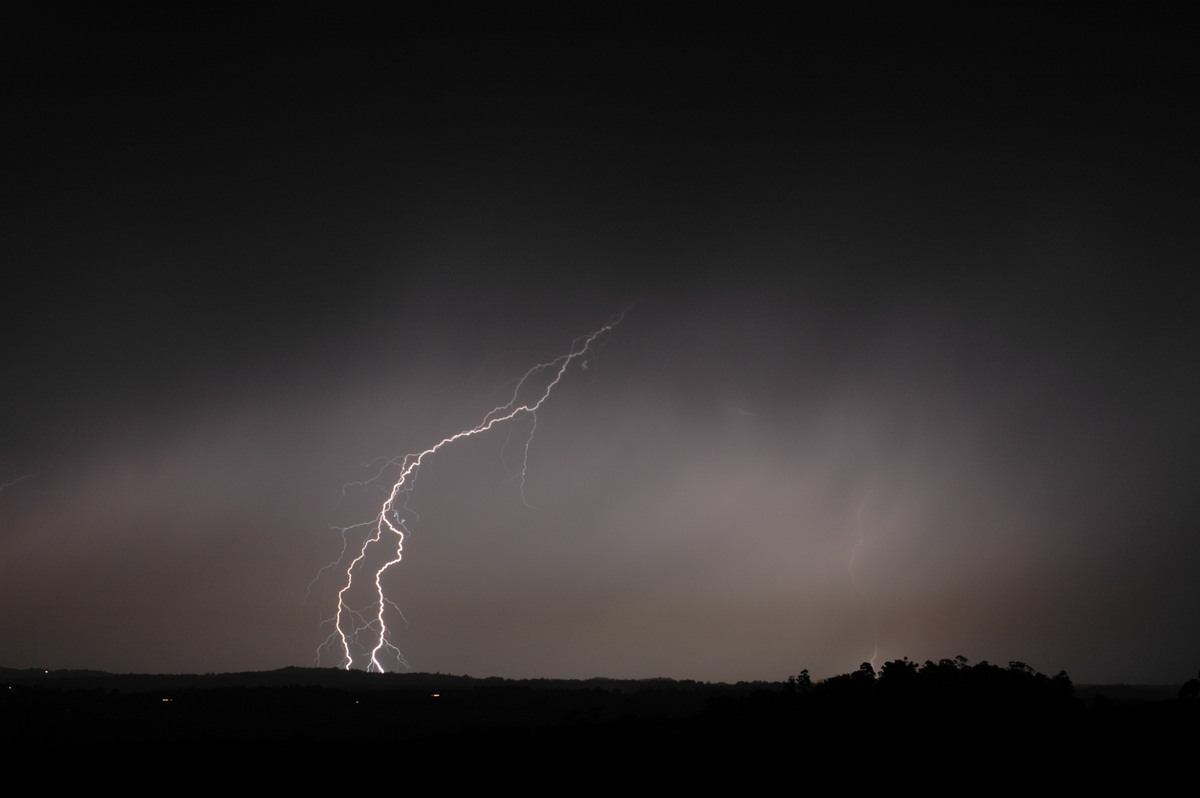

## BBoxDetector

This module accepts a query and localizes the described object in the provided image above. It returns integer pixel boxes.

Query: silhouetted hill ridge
[0,665,749,693]
[5,659,1197,789]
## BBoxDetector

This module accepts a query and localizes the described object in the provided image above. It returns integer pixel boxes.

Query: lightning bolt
[317,312,625,672]
[512,410,539,509]
[1,468,45,493]
[849,470,879,670]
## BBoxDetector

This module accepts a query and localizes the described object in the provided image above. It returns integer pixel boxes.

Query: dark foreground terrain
[4,660,1196,790]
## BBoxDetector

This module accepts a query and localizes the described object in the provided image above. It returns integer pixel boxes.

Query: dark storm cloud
[3,14,1197,683]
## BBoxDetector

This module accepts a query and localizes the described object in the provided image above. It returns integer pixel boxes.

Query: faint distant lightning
[516,411,539,508]
[849,471,879,670]
[318,313,624,672]
[1,468,45,494]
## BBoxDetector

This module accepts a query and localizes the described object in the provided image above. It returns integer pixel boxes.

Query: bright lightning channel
[318,313,624,672]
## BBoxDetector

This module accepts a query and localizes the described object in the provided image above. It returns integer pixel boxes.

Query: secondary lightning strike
[516,411,539,508]
[323,313,624,672]
[1,469,44,493]
[849,471,879,670]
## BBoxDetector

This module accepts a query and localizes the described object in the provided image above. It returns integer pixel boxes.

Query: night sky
[3,9,1197,684]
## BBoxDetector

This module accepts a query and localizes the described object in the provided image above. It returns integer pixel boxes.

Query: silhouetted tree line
[805,655,1073,698]
[693,655,1070,730]
[770,656,1079,729]
[1178,669,1200,700]
[694,656,1200,788]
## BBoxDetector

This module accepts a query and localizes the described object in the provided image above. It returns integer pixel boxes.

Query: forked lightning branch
[316,313,625,672]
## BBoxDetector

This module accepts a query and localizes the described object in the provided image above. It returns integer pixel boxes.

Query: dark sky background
[3,8,1197,684]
